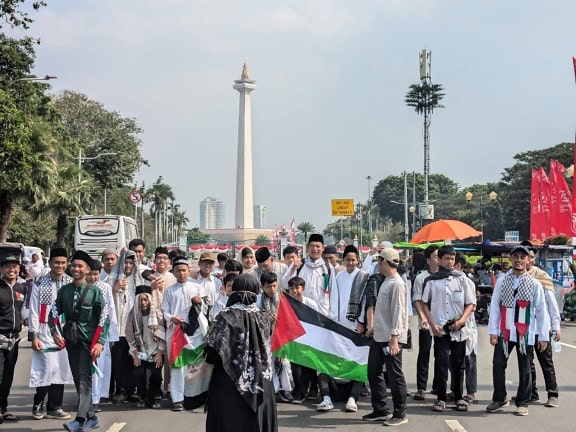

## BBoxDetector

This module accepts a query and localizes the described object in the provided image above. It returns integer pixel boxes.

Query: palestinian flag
[169,314,208,368]
[272,293,370,382]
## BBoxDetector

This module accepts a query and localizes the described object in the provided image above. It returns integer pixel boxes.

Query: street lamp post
[73,150,118,212]
[6,75,58,88]
[465,191,498,241]
[366,175,373,234]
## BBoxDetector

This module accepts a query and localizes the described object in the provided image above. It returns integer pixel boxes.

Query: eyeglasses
[156,256,169,261]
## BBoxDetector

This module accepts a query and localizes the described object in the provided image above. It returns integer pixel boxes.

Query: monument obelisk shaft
[233,63,256,229]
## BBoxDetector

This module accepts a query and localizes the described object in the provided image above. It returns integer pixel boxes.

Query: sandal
[455,399,469,411]
[463,395,478,404]
[432,400,445,412]
[2,412,19,421]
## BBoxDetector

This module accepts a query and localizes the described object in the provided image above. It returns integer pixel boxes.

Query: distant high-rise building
[200,197,225,229]
[253,204,267,228]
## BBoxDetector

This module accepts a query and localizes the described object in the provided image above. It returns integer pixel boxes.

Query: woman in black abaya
[205,274,277,432]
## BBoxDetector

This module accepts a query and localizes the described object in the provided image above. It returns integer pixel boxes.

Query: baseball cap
[379,248,400,266]
[510,245,530,256]
[0,254,20,266]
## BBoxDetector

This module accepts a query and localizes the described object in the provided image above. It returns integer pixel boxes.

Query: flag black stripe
[283,293,371,347]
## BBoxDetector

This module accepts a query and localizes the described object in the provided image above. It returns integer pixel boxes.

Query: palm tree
[297,221,315,244]
[145,177,175,246]
[32,164,94,247]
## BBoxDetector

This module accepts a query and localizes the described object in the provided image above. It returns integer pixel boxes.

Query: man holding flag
[49,250,109,432]
[161,256,205,412]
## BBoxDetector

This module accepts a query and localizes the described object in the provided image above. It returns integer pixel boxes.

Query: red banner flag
[550,160,573,236]
[530,169,542,240]
[539,168,553,240]
[290,218,296,244]
[573,58,576,227]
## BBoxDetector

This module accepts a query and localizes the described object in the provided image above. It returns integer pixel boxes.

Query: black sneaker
[277,390,294,403]
[32,402,45,420]
[362,410,392,421]
[486,400,510,413]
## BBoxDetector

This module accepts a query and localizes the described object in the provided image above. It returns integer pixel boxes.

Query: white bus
[74,215,139,258]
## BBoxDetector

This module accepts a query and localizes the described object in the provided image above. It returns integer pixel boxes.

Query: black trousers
[432,335,466,402]
[133,360,162,404]
[531,335,558,398]
[416,329,432,391]
[67,343,94,420]
[291,363,316,399]
[0,341,19,413]
[367,340,407,419]
[34,384,65,411]
[110,337,133,396]
[492,341,533,407]
[318,374,363,402]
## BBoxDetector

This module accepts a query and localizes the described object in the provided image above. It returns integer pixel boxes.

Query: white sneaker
[316,399,334,411]
[345,397,358,412]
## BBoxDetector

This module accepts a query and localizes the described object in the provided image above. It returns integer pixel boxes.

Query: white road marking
[106,422,126,432]
[559,341,576,349]
[445,419,468,432]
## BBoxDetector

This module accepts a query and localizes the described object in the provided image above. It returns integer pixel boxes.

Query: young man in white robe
[161,257,204,411]
[29,248,73,421]
[86,260,118,411]
[327,245,370,412]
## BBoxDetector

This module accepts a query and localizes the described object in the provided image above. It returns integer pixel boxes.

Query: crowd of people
[0,234,563,431]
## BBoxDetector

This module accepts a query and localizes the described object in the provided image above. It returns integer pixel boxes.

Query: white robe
[93,280,119,402]
[28,276,73,388]
[330,268,359,330]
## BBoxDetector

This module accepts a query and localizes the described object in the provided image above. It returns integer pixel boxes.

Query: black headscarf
[226,273,260,307]
[206,273,272,412]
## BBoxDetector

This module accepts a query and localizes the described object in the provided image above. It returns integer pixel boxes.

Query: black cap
[323,245,338,255]
[50,248,67,259]
[135,285,152,296]
[255,247,271,263]
[308,233,324,244]
[343,245,359,258]
[71,250,92,266]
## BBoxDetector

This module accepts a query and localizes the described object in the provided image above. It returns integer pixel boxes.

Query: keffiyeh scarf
[499,272,533,356]
[129,293,165,351]
[37,274,72,323]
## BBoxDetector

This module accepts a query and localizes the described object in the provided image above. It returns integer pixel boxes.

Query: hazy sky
[18,0,576,231]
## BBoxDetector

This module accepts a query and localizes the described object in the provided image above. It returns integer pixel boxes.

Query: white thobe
[93,280,119,403]
[28,276,73,387]
[330,268,359,330]
[161,281,202,403]
[281,260,335,316]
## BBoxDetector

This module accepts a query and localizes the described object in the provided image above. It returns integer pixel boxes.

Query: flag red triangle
[169,324,188,365]
[271,294,306,352]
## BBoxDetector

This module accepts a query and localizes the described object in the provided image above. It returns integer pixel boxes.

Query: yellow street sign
[331,199,355,216]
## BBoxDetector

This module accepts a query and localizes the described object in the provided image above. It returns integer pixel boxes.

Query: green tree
[52,91,147,192]
[0,35,63,243]
[188,227,210,245]
[372,173,459,224]
[255,235,271,246]
[297,221,315,244]
[0,1,46,31]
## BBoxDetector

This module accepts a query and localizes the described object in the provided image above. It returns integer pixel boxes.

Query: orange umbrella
[410,219,481,244]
